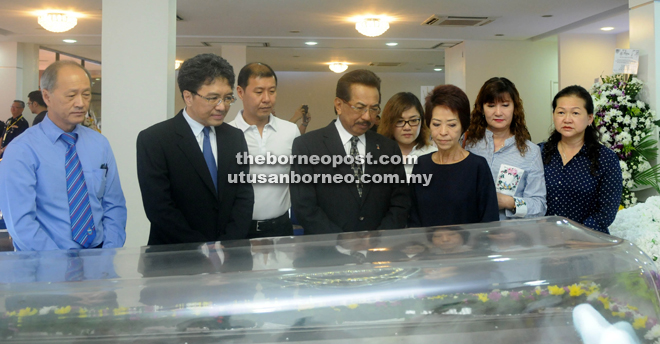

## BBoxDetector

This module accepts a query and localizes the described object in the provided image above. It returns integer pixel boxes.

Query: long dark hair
[465,77,531,155]
[542,85,601,176]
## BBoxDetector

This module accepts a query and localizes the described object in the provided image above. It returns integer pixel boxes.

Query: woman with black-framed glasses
[378,92,437,175]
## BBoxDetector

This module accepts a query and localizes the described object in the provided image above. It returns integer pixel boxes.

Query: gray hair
[12,100,25,108]
[40,61,92,92]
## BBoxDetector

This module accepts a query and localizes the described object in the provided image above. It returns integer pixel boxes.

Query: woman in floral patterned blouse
[465,77,547,220]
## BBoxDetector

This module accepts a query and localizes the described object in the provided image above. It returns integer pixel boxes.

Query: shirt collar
[183,108,215,136]
[41,113,84,144]
[485,129,515,148]
[334,118,366,146]
[234,110,277,132]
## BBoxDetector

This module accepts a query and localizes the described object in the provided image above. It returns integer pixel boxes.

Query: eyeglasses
[395,118,422,127]
[192,92,237,106]
[341,99,381,116]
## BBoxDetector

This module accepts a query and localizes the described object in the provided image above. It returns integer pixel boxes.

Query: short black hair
[177,53,235,98]
[237,62,277,90]
[28,90,46,108]
[336,69,381,104]
[552,85,594,114]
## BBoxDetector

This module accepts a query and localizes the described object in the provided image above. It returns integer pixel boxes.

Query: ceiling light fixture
[600,27,615,31]
[386,42,398,46]
[329,62,348,73]
[63,39,77,43]
[38,11,78,33]
[434,68,443,71]
[356,17,390,37]
[175,60,183,70]
[305,41,318,46]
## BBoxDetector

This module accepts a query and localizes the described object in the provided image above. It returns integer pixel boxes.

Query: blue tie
[203,127,218,189]
[61,132,96,248]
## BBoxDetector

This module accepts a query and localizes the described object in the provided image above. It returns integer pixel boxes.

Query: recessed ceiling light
[386,42,398,46]
[305,41,318,46]
[601,27,615,31]
[63,39,77,43]
[95,78,100,81]
[434,68,443,71]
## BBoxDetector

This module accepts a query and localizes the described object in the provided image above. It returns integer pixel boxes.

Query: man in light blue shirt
[0,61,127,251]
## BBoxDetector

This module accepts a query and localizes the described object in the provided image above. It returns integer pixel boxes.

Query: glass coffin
[0,216,659,344]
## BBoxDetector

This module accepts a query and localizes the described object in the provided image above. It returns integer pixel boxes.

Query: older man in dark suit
[137,53,253,245]
[291,69,410,235]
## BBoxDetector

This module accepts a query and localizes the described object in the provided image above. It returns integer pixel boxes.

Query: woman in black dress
[409,85,499,227]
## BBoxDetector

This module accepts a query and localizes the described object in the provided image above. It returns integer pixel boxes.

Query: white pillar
[0,42,24,122]
[18,43,40,124]
[220,45,246,123]
[629,0,660,201]
[102,0,177,248]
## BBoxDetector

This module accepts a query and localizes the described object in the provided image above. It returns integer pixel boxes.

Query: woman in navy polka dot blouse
[539,86,622,233]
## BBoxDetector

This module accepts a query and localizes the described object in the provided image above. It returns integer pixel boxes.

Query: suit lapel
[323,123,361,204]
[174,113,218,196]
[361,131,381,202]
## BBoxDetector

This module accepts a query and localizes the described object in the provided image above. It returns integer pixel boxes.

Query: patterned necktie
[61,132,96,248]
[65,252,85,282]
[350,136,363,197]
[203,127,218,190]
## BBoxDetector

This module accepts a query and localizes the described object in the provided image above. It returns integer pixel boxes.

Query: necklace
[558,142,567,160]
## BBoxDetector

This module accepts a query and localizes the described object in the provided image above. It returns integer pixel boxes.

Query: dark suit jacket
[136,111,254,245]
[291,122,410,234]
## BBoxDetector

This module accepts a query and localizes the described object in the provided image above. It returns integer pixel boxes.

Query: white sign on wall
[613,49,640,75]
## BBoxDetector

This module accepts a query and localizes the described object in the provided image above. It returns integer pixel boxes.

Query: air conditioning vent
[430,41,463,49]
[368,62,403,67]
[201,41,270,47]
[422,15,496,27]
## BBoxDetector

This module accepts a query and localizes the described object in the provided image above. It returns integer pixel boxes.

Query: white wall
[445,42,466,91]
[558,33,617,90]
[272,71,445,132]
[463,40,559,143]
[616,31,630,49]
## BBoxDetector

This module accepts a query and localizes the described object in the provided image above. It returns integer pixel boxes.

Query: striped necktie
[61,132,96,248]
[350,136,363,197]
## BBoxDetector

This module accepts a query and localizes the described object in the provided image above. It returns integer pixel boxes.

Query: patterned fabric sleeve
[505,145,547,218]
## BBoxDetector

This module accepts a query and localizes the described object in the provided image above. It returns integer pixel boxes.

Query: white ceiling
[0,0,629,73]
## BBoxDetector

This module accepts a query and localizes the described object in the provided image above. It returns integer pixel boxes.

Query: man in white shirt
[229,62,300,238]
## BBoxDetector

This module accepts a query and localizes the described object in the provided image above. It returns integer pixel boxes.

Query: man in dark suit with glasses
[291,69,410,234]
[137,53,253,245]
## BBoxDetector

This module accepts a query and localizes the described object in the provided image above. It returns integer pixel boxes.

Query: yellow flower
[113,307,128,316]
[627,304,638,311]
[18,308,38,317]
[347,304,359,309]
[78,308,88,318]
[477,293,489,303]
[54,306,71,315]
[619,205,625,211]
[598,296,611,310]
[535,287,541,295]
[612,311,626,318]
[548,285,565,296]
[568,284,585,297]
[633,316,648,330]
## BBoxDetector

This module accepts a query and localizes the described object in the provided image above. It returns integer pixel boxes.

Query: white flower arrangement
[610,196,660,264]
[591,75,660,208]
